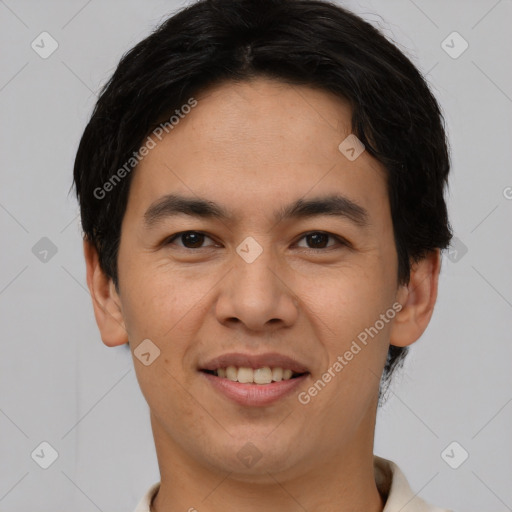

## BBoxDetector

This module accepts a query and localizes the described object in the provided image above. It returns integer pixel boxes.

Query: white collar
[134,456,450,512]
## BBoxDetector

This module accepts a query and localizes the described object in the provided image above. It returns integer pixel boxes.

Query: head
[73,0,452,476]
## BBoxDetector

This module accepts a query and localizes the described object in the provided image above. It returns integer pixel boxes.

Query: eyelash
[163,230,350,251]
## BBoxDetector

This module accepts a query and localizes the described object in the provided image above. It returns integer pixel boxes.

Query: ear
[390,249,441,347]
[83,239,128,347]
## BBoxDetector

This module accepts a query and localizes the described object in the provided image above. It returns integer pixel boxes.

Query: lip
[200,371,309,406]
[199,352,309,373]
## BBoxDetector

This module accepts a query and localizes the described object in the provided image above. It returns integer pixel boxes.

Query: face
[103,78,414,478]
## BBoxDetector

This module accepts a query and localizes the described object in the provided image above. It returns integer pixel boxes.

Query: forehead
[124,78,389,229]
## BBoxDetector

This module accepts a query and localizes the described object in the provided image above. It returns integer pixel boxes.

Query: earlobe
[389,249,441,348]
[83,239,129,347]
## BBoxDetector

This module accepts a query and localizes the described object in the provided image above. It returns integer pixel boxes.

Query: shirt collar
[134,456,449,512]
[374,455,449,512]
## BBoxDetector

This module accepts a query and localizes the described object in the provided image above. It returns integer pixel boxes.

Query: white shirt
[133,456,451,512]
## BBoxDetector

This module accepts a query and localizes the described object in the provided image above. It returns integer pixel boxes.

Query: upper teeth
[216,366,295,384]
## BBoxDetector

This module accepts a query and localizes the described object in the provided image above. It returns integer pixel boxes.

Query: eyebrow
[143,193,370,230]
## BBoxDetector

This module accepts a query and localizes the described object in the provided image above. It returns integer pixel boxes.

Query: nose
[214,241,299,333]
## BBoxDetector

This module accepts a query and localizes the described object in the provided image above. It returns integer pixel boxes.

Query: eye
[295,231,348,250]
[163,230,349,251]
[165,231,217,249]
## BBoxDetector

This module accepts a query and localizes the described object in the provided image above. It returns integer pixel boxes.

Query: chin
[201,434,305,478]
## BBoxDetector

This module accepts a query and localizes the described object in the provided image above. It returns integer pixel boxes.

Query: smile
[201,366,307,384]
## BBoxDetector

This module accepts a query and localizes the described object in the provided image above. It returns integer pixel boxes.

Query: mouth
[200,367,309,385]
[198,352,311,406]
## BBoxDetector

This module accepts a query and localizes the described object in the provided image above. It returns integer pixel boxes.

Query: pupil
[308,233,327,248]
[183,232,203,248]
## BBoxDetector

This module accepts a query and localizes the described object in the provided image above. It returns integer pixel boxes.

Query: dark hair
[72,0,453,394]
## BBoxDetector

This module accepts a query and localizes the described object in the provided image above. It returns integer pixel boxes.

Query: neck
[150,408,384,512]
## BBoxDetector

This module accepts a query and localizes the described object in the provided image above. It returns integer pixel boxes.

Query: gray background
[1,0,511,510]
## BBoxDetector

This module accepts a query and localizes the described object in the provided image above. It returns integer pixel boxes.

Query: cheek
[118,257,216,355]
[302,259,396,381]
[117,255,177,339]
[304,264,390,331]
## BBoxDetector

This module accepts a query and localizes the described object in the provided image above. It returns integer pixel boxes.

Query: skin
[84,77,441,512]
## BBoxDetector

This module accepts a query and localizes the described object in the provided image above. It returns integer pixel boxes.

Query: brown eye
[305,232,330,248]
[296,231,346,250]
[166,231,215,249]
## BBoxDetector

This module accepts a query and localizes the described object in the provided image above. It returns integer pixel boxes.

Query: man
[73,0,453,510]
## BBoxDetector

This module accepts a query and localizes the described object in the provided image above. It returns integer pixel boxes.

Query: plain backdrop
[1,0,511,510]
